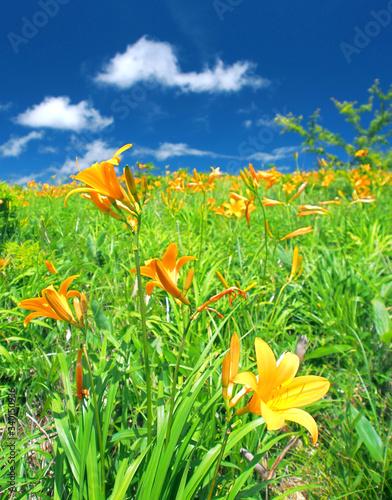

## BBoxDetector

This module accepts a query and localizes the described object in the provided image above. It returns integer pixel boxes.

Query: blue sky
[1,0,392,185]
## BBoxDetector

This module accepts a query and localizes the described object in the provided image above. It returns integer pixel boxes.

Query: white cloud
[95,36,269,93]
[247,146,298,163]
[0,131,44,157]
[55,139,127,176]
[38,145,58,154]
[132,142,299,163]
[132,142,239,161]
[10,140,129,186]
[15,96,113,131]
[255,117,278,128]
[243,120,252,128]
[0,102,12,112]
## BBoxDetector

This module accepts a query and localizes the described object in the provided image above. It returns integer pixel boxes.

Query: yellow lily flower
[130,243,196,305]
[231,338,330,444]
[19,275,83,328]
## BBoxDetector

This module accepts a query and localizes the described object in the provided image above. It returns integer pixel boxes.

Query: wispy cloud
[10,140,127,186]
[237,102,258,114]
[0,102,12,112]
[0,131,44,157]
[95,36,269,93]
[15,96,113,131]
[247,146,298,163]
[132,142,239,162]
[38,145,58,154]
[243,120,252,128]
[255,117,279,128]
[56,140,127,176]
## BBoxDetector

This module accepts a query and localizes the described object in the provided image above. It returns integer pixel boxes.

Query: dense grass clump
[0,153,391,499]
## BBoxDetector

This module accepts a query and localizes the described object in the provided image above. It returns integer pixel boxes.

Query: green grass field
[0,153,391,499]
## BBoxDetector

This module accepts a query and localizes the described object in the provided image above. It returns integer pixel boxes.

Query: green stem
[132,215,153,447]
[82,345,106,497]
[165,313,192,448]
[197,191,207,264]
[207,412,235,500]
[255,193,269,281]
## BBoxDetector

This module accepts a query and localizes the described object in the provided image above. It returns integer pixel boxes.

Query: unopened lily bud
[183,267,194,296]
[222,352,230,400]
[265,219,274,238]
[76,346,89,402]
[216,271,230,289]
[124,165,140,203]
[73,297,83,325]
[240,169,251,188]
[45,261,57,274]
[244,281,257,292]
[80,292,88,319]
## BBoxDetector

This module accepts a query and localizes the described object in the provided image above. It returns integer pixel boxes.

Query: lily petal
[281,408,319,445]
[274,352,300,388]
[272,376,330,410]
[260,400,285,429]
[255,338,277,399]
[59,275,80,296]
[233,371,258,392]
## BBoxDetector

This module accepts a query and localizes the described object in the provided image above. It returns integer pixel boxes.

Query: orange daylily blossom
[281,226,313,241]
[81,192,122,220]
[65,144,136,213]
[354,149,368,157]
[19,275,83,328]
[130,243,196,305]
[231,338,330,444]
[222,333,240,400]
[223,198,247,218]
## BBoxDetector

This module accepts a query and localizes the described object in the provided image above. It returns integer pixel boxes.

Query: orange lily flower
[130,243,196,305]
[354,149,368,157]
[281,226,313,240]
[231,338,330,444]
[19,275,83,328]
[65,144,134,211]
